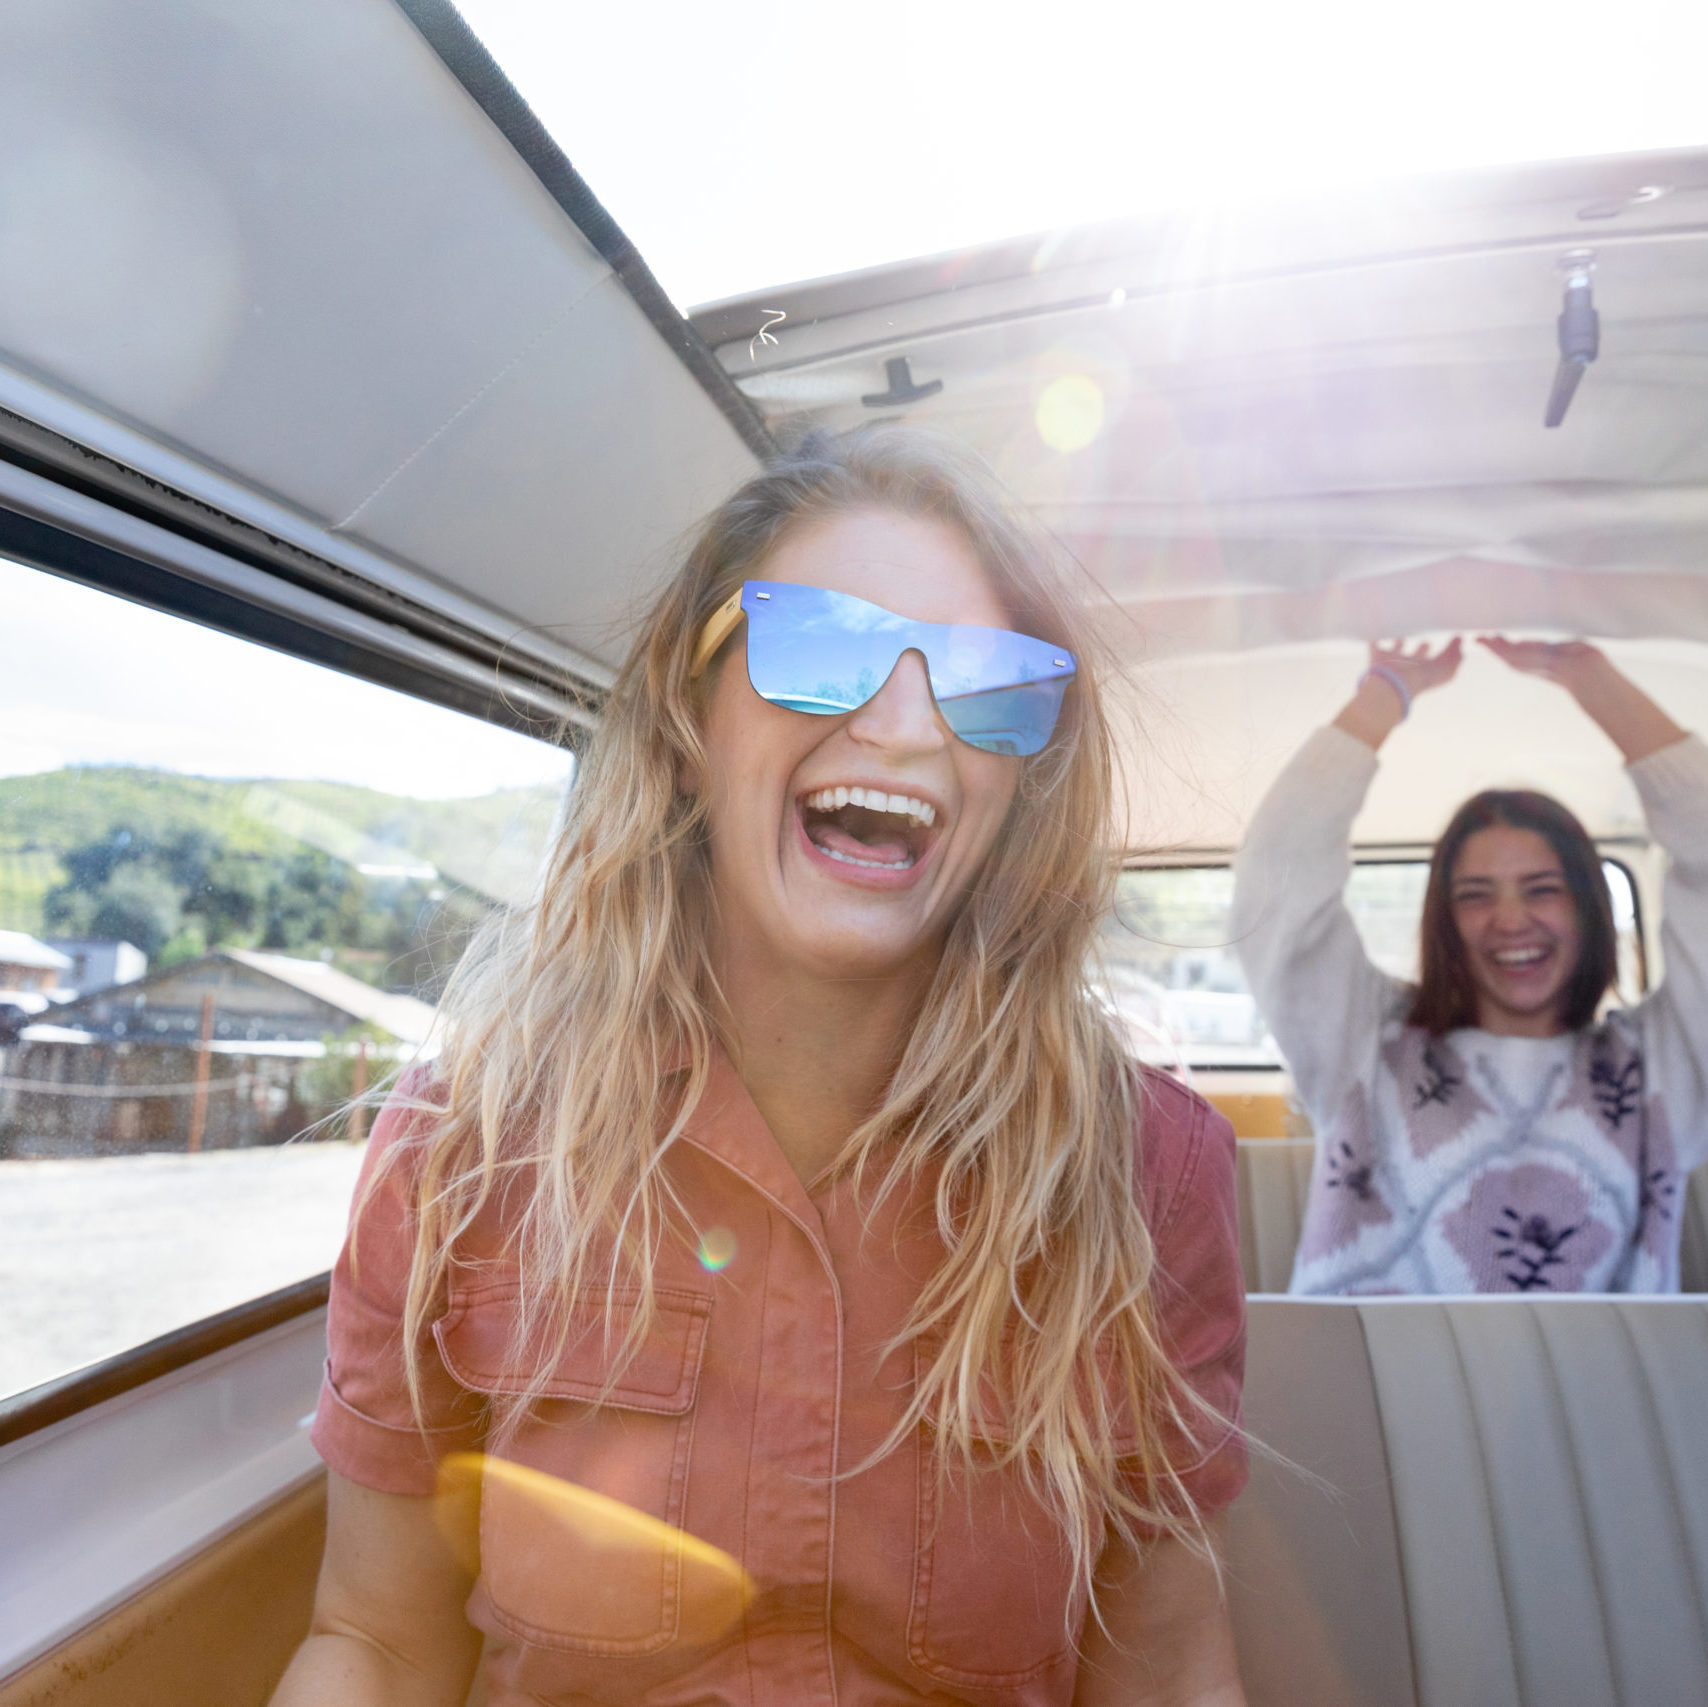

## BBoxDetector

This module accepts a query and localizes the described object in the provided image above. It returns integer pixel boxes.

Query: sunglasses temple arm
[689,589,746,679]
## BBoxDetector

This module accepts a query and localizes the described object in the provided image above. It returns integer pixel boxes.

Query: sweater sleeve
[1230,725,1403,1130]
[1627,735,1708,1173]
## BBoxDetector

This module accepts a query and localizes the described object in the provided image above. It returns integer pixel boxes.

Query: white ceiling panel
[0,0,761,678]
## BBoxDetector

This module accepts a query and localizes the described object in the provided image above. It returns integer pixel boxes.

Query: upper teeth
[805,786,935,827]
[1494,948,1547,965]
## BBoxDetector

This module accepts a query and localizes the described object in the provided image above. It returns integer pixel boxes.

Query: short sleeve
[1134,1069,1249,1519]
[310,1071,486,1494]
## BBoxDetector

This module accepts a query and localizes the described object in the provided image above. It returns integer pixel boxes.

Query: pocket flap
[435,1284,710,1414]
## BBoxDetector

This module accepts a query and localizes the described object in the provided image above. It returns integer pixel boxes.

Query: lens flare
[697,1226,738,1271]
[435,1453,754,1644]
[1034,373,1105,453]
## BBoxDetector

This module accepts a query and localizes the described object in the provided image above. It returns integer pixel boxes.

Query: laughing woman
[272,430,1249,1707]
[1233,635,1708,1296]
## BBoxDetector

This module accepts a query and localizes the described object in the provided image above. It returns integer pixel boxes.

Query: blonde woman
[272,430,1249,1707]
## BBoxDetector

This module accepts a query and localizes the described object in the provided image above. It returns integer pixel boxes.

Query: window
[0,559,574,1402]
[1098,857,1645,1070]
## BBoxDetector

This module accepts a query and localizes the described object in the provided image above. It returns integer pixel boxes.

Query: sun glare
[455,0,1706,308]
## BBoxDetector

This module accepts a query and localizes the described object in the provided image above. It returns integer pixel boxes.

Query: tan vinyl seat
[1682,1158,1708,1295]
[1227,1295,1708,1707]
[1235,1141,1708,1294]
[1234,1138,1315,1293]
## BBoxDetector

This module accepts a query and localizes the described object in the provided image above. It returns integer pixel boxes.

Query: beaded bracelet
[1360,663,1412,719]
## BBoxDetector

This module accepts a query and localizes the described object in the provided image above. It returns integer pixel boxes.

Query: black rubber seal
[392,0,775,463]
[0,500,570,742]
[0,1273,330,1448]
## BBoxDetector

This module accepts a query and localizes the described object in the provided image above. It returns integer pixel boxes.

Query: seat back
[1683,1157,1708,1293]
[1228,1296,1708,1707]
[1234,1142,1708,1293]
[1234,1139,1314,1293]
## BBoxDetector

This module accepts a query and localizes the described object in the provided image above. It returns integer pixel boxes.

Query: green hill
[0,766,565,992]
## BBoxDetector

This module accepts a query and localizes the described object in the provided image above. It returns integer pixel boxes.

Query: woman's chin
[773,885,945,980]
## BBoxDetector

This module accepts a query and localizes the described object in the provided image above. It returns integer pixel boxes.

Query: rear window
[1097,858,1643,1069]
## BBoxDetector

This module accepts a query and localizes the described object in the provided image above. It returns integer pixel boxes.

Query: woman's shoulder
[1131,1066,1237,1239]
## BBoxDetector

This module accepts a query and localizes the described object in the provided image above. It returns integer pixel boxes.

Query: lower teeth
[818,843,913,870]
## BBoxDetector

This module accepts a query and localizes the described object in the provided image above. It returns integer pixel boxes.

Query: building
[0,930,72,996]
[43,938,147,999]
[56,949,437,1049]
[0,950,437,1157]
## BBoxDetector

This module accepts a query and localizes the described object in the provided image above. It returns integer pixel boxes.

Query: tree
[86,865,184,958]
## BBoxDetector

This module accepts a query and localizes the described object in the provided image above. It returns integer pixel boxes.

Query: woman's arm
[1625,735,1708,1180]
[1478,638,1686,762]
[1072,1521,1246,1707]
[1481,639,1708,1177]
[269,1472,480,1707]
[1233,639,1466,1122]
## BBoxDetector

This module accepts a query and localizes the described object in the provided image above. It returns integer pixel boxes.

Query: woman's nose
[845,649,948,752]
[1492,888,1529,931]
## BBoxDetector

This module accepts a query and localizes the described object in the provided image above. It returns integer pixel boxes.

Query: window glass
[1098,857,1644,1069]
[0,559,574,1401]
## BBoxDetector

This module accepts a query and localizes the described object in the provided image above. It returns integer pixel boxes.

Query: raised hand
[1476,635,1602,688]
[1332,637,1463,751]
[1367,637,1465,701]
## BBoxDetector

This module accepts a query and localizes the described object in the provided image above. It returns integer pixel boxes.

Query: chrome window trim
[0,363,612,696]
[0,453,597,735]
[0,1275,329,1451]
[0,1306,329,1682]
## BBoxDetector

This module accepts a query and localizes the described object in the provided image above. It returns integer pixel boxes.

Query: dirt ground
[0,1142,367,1399]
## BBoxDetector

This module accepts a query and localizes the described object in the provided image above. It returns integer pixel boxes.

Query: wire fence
[0,1076,243,1098]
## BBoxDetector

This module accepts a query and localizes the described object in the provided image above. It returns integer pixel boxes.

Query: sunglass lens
[937,678,1070,756]
[743,582,891,715]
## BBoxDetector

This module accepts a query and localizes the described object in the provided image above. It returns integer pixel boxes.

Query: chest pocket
[435,1283,712,1654]
[908,1340,1140,1690]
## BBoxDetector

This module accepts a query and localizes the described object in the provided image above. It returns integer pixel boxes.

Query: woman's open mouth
[1486,942,1555,979]
[797,785,939,873]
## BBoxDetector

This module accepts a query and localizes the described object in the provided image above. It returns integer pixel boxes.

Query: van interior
[3,2,1708,1703]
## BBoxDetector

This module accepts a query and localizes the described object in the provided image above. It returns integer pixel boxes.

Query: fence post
[186,993,215,1153]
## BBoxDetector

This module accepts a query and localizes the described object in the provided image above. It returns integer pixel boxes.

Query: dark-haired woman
[1231,636,1708,1295]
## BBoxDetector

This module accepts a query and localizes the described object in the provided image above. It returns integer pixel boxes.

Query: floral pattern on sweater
[1232,727,1708,1295]
[1380,1029,1492,1158]
[1443,1161,1613,1291]
[1297,1082,1394,1263]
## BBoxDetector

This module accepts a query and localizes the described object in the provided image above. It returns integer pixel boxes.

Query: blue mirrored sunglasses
[689,580,1075,757]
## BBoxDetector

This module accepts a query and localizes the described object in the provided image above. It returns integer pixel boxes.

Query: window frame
[1110,842,1652,1075]
[0,1276,328,1450]
[0,465,583,1433]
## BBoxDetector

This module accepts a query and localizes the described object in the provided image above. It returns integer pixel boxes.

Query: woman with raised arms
[272,429,1249,1707]
[1233,635,1708,1295]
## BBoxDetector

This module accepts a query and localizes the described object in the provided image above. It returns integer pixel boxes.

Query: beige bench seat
[1228,1296,1708,1707]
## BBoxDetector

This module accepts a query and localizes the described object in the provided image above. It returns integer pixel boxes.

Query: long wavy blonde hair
[378,426,1224,1613]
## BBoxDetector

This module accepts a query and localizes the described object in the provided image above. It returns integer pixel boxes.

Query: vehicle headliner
[3,1,1706,843]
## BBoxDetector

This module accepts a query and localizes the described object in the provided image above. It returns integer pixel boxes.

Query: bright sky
[0,558,573,798]
[456,0,1708,309]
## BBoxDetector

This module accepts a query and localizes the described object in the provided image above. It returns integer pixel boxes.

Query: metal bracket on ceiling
[861,356,944,408]
[1544,249,1599,429]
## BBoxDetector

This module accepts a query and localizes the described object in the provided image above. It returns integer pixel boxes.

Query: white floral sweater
[1231,726,1708,1294]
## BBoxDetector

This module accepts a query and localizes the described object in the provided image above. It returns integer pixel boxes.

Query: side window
[1097,866,1277,1069]
[1098,856,1645,1070]
[0,560,573,1403]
